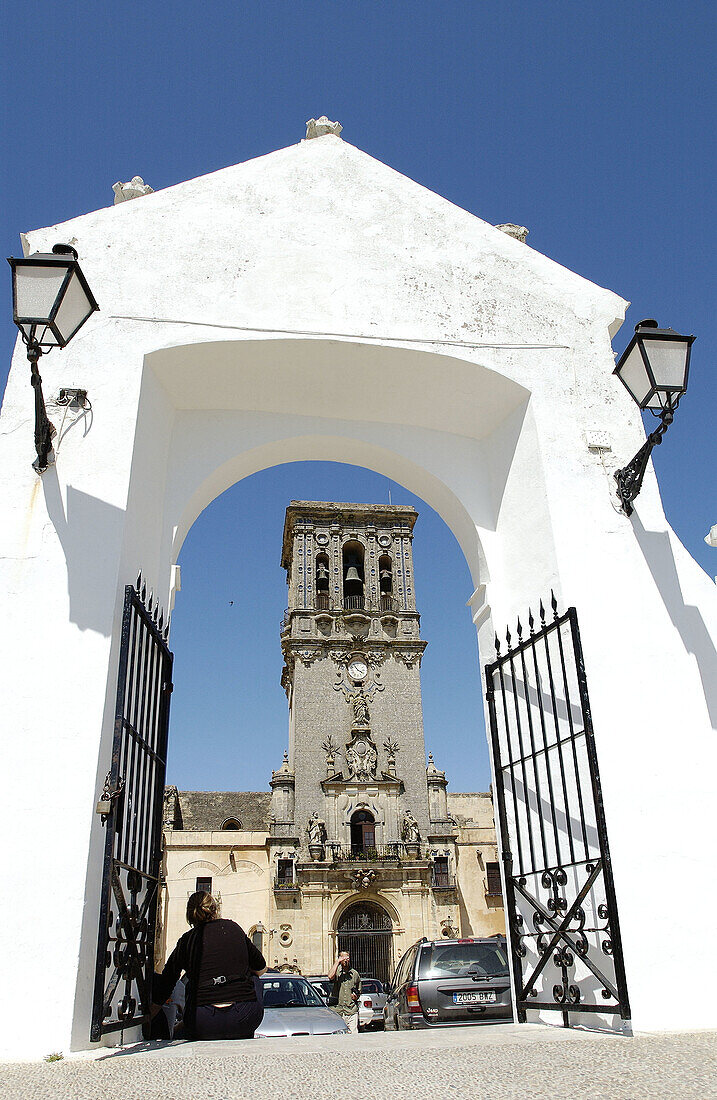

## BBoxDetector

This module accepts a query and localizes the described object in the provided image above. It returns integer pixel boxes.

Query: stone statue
[401,810,420,845]
[307,811,326,846]
[352,690,370,727]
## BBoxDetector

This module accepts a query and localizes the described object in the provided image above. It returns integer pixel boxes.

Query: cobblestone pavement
[2,1024,716,1100]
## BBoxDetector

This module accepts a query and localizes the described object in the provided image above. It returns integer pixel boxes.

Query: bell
[345,566,361,583]
[316,563,329,590]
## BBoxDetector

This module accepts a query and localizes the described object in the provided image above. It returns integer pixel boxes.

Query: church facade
[158,502,504,982]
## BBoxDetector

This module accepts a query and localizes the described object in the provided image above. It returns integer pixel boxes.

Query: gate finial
[494,633,501,656]
[539,599,546,625]
[550,590,559,619]
[528,607,535,634]
[517,617,523,641]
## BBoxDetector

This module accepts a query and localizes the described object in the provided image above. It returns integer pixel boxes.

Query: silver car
[256,975,349,1037]
[358,978,386,1030]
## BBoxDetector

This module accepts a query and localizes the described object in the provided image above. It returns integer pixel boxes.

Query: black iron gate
[90,577,173,1041]
[485,596,630,1027]
[337,902,393,986]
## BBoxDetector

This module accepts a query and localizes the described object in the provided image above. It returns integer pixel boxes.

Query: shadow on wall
[42,469,125,636]
[633,514,717,730]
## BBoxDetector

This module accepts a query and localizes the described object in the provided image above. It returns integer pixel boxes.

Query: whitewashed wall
[0,134,716,1055]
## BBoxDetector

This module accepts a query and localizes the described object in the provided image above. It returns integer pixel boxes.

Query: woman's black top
[155,919,265,1035]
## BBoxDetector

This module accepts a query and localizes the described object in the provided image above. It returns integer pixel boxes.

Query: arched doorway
[337,901,393,986]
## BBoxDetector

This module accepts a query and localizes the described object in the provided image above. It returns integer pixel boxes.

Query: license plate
[453,991,496,1004]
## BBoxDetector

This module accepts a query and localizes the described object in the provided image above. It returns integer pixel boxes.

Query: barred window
[196,876,212,894]
[432,856,450,887]
[485,862,502,896]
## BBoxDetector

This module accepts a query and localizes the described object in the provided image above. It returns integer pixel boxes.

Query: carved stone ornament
[307,811,327,846]
[329,649,350,665]
[305,116,343,139]
[112,176,154,203]
[401,810,421,844]
[345,730,379,781]
[296,647,322,667]
[366,649,388,667]
[494,223,529,243]
[441,917,459,938]
[349,868,377,891]
[394,648,420,669]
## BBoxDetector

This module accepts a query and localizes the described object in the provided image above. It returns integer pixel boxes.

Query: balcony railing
[330,843,425,863]
[431,875,458,891]
[316,593,330,610]
[343,595,365,611]
[273,877,299,892]
[379,595,398,613]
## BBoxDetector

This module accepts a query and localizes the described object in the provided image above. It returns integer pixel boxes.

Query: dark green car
[383,936,513,1029]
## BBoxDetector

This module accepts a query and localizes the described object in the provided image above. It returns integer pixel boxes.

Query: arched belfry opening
[342,541,365,609]
[315,552,330,609]
[337,901,393,986]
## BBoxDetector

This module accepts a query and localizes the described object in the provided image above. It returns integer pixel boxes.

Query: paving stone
[3,1025,716,1100]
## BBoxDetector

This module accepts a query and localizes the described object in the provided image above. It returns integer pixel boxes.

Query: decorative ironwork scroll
[337,902,393,985]
[485,596,630,1027]
[90,577,173,1041]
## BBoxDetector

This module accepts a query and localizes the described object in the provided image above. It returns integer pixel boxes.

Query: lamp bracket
[614,409,673,516]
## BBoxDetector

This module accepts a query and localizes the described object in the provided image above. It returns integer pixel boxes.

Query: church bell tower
[277,502,439,852]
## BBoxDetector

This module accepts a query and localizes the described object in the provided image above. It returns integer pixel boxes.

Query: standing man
[328,950,361,1033]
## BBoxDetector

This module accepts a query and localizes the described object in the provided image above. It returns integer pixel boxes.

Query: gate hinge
[96,772,125,821]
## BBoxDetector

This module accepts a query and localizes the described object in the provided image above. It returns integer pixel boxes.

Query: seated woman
[152,891,266,1040]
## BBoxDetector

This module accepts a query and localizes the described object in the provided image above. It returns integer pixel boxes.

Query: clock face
[348,658,368,682]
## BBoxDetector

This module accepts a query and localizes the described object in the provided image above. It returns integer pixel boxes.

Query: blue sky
[2,1,715,791]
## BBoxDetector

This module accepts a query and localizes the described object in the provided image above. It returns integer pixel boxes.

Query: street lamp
[7,244,99,472]
[612,319,695,516]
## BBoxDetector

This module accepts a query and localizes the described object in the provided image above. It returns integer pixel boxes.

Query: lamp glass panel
[616,342,652,406]
[20,322,59,347]
[14,264,68,322]
[642,338,689,392]
[53,269,95,344]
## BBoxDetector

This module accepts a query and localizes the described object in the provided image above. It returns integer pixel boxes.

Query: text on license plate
[453,991,496,1004]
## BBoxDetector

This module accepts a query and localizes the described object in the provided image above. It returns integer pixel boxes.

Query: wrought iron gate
[485,596,630,1027]
[90,578,173,1041]
[337,902,393,986]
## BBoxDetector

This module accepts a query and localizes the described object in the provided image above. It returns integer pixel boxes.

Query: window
[432,856,450,887]
[252,927,263,951]
[277,859,294,885]
[195,876,212,894]
[485,861,502,896]
[221,818,241,830]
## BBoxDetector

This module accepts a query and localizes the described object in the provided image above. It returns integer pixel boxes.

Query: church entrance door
[337,902,393,987]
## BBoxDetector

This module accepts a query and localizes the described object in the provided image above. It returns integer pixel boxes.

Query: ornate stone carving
[305,116,343,139]
[321,734,341,774]
[349,868,377,891]
[401,810,421,844]
[351,689,371,727]
[494,223,529,243]
[307,811,327,846]
[296,647,322,667]
[394,648,420,669]
[112,176,154,203]
[441,917,459,938]
[345,730,378,781]
[366,649,387,667]
[329,649,350,665]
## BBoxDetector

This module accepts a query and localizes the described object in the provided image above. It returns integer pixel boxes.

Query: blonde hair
[186,890,220,927]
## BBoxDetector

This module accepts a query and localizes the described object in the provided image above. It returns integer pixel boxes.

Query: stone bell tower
[278,501,431,853]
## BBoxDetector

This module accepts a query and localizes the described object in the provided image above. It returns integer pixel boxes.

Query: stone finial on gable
[305,116,343,139]
[494,223,529,243]
[112,176,154,204]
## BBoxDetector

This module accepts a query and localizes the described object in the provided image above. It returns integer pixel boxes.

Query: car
[256,975,349,1037]
[358,978,386,1030]
[306,975,332,1004]
[383,935,513,1030]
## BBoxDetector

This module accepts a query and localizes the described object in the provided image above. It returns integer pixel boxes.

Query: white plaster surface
[1,133,716,1056]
